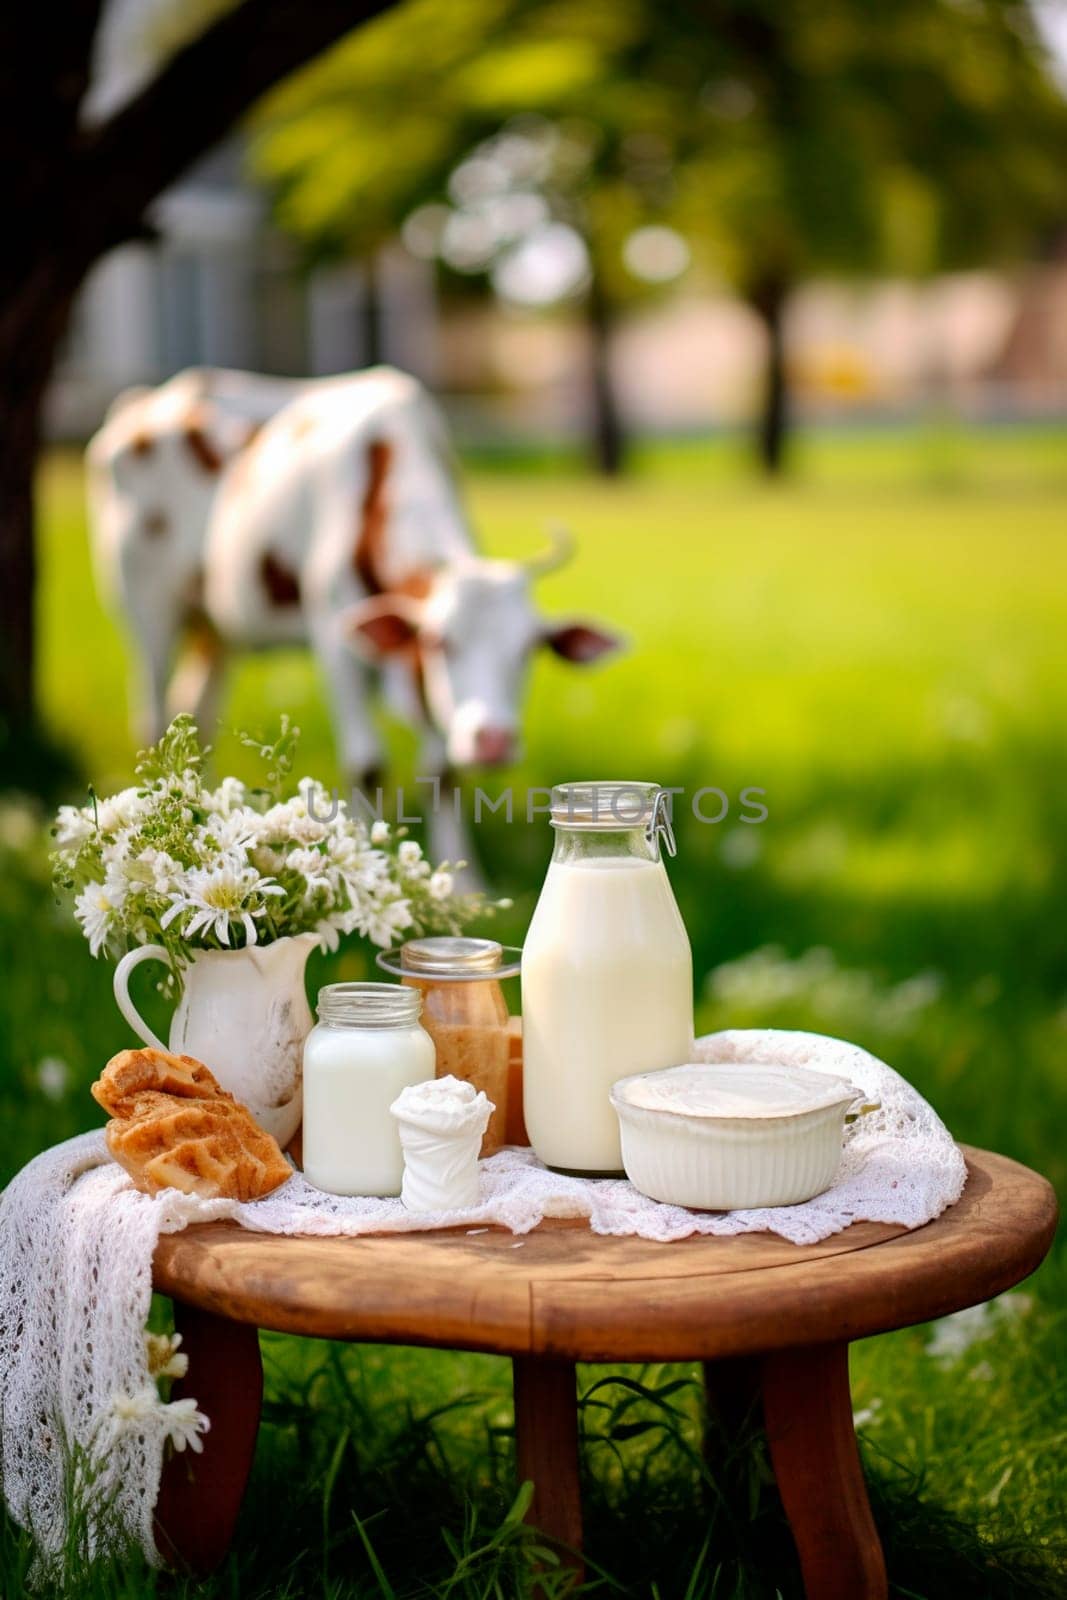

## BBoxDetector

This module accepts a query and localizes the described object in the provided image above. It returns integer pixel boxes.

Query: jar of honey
[378,938,521,1156]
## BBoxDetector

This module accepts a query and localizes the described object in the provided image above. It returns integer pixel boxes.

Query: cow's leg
[128,608,181,744]
[166,617,228,739]
[309,614,384,798]
[417,748,487,890]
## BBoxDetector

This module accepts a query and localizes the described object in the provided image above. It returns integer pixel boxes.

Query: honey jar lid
[376,938,522,982]
[402,937,503,974]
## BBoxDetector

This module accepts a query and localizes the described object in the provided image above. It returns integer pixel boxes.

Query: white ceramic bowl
[609,1061,867,1210]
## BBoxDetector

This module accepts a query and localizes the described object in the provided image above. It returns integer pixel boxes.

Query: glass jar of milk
[303,982,435,1196]
[522,781,693,1176]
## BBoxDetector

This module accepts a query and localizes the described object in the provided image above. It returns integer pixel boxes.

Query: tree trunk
[586,271,626,477]
[0,261,80,756]
[750,276,791,476]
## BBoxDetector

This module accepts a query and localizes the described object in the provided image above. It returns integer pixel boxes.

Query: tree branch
[74,0,401,257]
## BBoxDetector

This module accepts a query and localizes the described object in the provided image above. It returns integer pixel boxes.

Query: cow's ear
[345,595,421,657]
[543,622,623,664]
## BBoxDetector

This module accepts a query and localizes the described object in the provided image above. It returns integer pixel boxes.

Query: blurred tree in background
[670,0,1067,472]
[252,0,1067,474]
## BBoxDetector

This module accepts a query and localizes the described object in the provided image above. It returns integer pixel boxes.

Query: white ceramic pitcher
[112,933,317,1146]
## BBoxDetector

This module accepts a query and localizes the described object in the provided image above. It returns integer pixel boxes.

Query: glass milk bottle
[521,781,693,1175]
[302,983,435,1196]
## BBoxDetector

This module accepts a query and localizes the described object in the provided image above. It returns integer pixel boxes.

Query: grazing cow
[88,365,621,865]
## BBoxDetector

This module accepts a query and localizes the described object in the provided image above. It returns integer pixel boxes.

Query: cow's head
[344,531,622,768]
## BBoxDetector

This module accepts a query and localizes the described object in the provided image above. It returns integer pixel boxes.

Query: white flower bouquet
[52,716,486,979]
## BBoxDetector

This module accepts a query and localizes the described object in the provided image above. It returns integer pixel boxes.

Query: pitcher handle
[113,944,171,1053]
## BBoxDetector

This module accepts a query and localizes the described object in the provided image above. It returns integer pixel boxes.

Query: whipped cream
[390,1075,493,1211]
[612,1061,861,1120]
[390,1074,492,1133]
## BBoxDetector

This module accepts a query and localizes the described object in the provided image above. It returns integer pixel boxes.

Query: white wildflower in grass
[926,1292,1032,1365]
[111,1385,163,1433]
[851,1397,883,1431]
[162,1396,210,1454]
[52,715,497,984]
[36,1056,69,1101]
[144,1331,188,1380]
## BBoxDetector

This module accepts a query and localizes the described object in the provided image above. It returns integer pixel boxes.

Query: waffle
[92,1047,292,1201]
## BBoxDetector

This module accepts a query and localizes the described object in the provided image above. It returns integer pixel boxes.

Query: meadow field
[1,427,1065,1597]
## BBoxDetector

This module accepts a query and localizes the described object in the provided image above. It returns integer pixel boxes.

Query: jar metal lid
[401,936,502,974]
[376,941,523,982]
[316,981,422,1028]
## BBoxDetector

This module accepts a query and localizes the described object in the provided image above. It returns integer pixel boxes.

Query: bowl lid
[610,1061,864,1120]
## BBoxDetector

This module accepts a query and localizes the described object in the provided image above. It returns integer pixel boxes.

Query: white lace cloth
[0,1029,966,1566]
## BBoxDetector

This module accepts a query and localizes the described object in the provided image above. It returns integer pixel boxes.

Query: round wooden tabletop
[152,1146,1058,1362]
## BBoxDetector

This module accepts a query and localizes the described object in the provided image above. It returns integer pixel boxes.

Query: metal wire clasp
[646,787,677,859]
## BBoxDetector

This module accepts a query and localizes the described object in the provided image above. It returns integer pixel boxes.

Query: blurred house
[50,207,1067,447]
[991,232,1067,409]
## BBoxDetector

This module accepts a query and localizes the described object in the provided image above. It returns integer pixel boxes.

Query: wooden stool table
[152,1147,1056,1598]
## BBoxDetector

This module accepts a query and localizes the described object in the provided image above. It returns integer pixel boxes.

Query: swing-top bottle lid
[549,781,677,856]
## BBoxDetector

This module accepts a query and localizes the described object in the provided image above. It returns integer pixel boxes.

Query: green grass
[2,427,1066,1596]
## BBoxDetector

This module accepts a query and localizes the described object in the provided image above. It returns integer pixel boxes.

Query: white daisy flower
[261,797,329,846]
[74,881,119,957]
[96,787,148,835]
[161,1396,210,1454]
[54,805,94,849]
[198,808,262,854]
[101,858,132,913]
[429,870,454,901]
[397,841,422,867]
[370,819,391,845]
[287,845,334,896]
[365,897,414,947]
[161,862,284,947]
[204,775,246,815]
[143,848,185,896]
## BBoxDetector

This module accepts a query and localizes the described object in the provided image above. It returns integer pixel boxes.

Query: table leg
[154,1302,263,1573]
[761,1343,887,1600]
[512,1356,584,1579]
